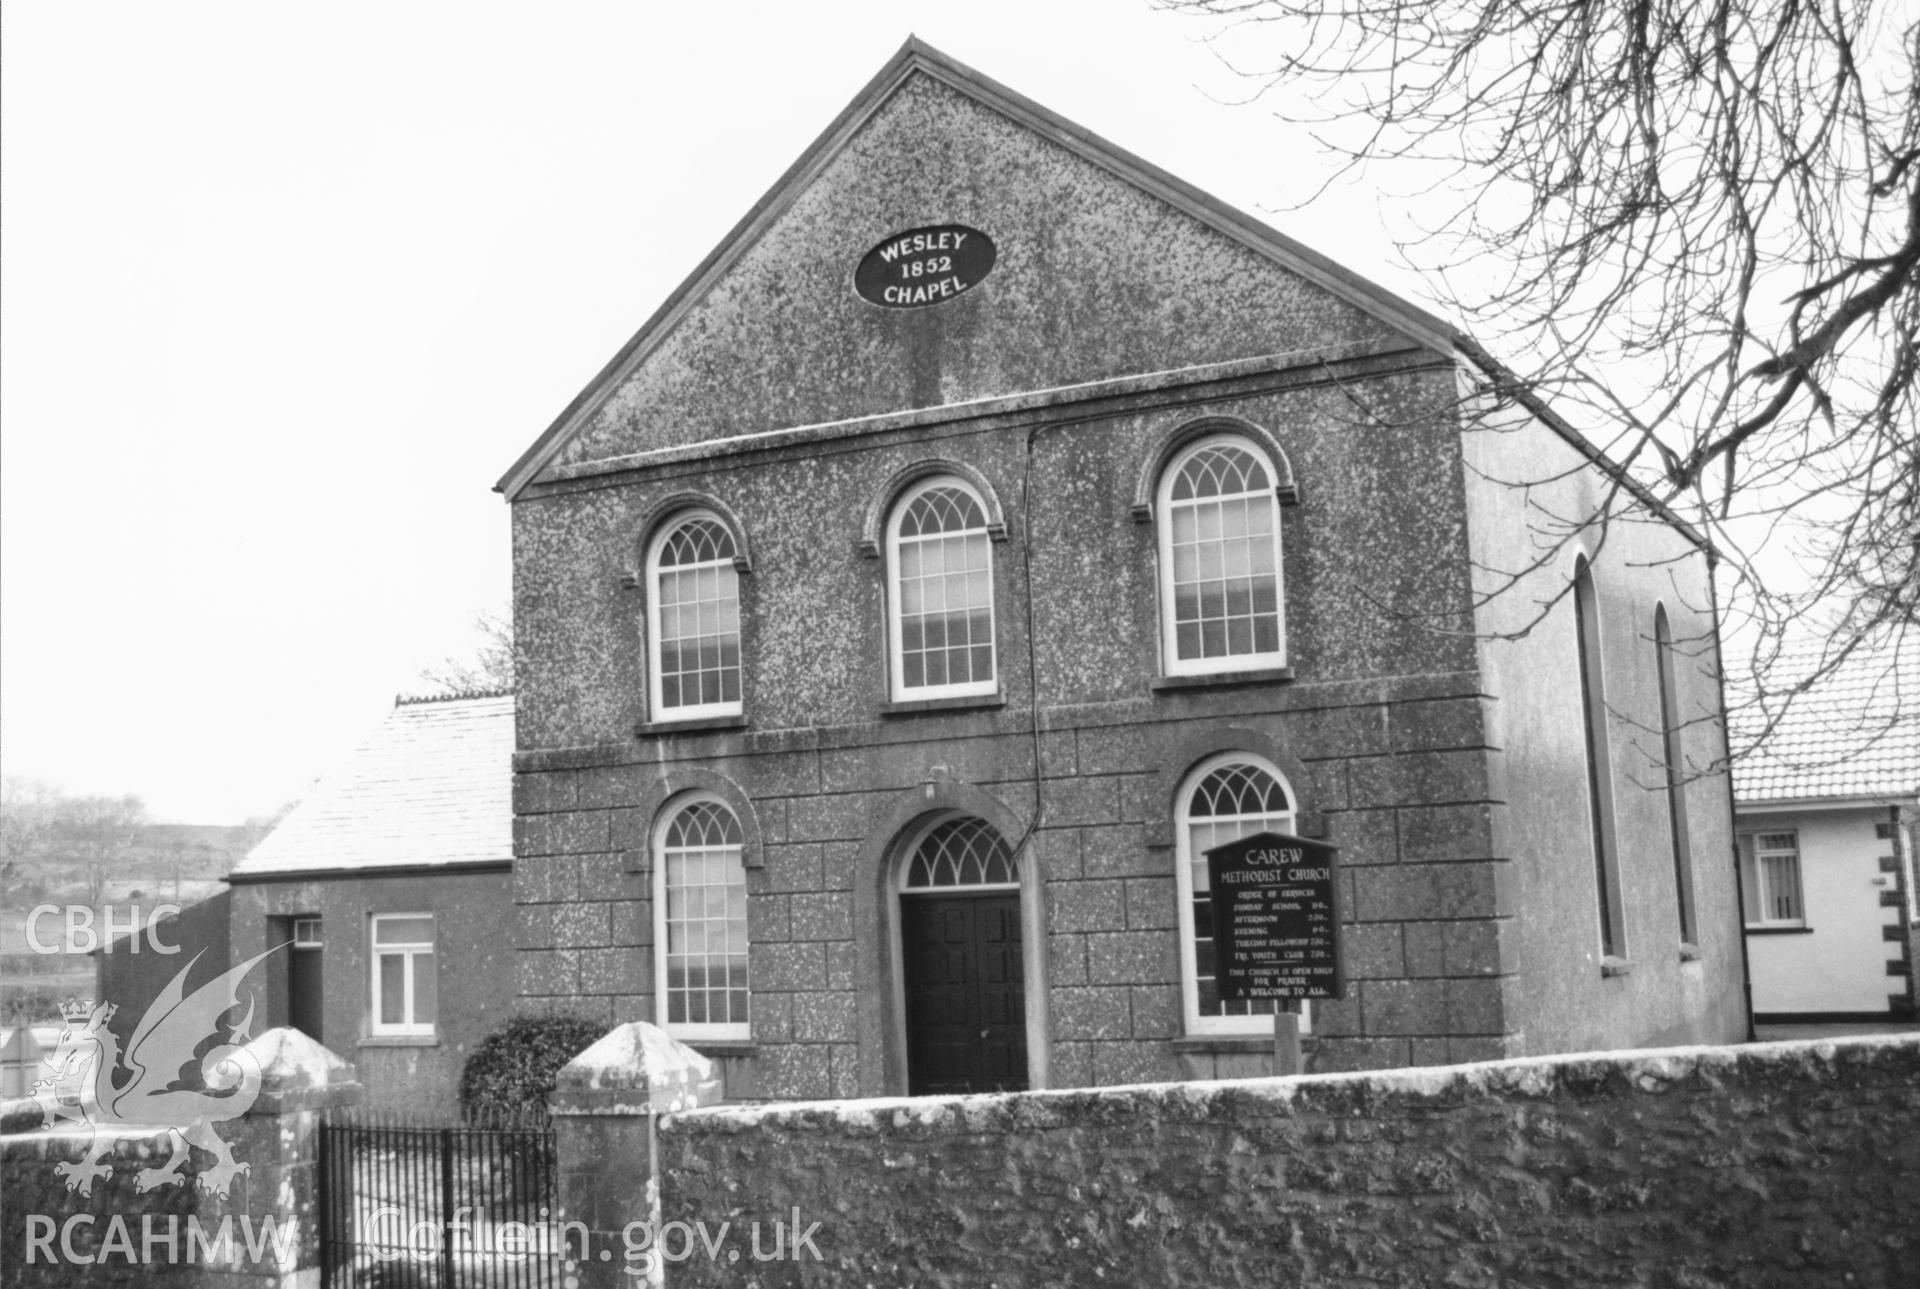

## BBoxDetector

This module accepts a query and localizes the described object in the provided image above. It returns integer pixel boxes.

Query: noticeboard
[1203,831,1344,1002]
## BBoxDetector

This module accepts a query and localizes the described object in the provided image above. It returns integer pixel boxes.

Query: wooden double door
[901,893,1028,1095]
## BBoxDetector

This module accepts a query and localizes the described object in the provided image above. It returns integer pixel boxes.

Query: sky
[0,1,1426,824]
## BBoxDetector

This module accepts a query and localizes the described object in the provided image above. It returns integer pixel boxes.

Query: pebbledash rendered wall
[655,1035,1920,1288]
[502,42,1745,1099]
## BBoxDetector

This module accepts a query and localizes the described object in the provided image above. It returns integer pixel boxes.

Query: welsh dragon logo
[30,945,282,1198]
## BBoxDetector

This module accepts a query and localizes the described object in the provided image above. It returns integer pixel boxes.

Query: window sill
[359,1034,440,1048]
[682,1040,757,1057]
[1600,956,1633,978]
[1170,1035,1310,1054]
[1745,924,1813,936]
[637,714,748,736]
[880,693,1006,717]
[1150,667,1294,693]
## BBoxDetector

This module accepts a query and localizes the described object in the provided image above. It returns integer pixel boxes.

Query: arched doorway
[896,814,1029,1095]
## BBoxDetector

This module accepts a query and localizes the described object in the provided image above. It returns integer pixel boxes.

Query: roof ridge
[394,688,515,707]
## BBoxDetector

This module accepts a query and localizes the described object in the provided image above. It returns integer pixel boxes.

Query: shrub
[457,1015,604,1123]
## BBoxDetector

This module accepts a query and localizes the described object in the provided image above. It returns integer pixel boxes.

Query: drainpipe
[1730,835,1756,1041]
[1008,410,1118,858]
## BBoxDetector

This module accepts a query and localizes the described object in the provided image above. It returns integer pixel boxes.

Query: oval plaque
[854,225,996,309]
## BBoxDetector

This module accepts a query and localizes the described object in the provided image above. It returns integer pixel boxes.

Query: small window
[370,914,436,1037]
[1740,832,1807,927]
[648,513,743,721]
[1157,436,1285,675]
[1175,755,1297,1035]
[655,797,750,1040]
[887,478,997,700]
[292,917,322,948]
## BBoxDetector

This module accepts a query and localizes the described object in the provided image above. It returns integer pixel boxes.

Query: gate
[319,1112,561,1288]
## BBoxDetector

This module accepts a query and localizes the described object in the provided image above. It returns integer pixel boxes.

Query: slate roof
[1730,636,1920,805]
[232,694,514,877]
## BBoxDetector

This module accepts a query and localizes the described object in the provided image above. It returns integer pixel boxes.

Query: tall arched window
[1158,437,1285,675]
[653,796,749,1040]
[887,478,997,700]
[1175,754,1297,1034]
[1573,556,1625,960]
[647,512,742,721]
[1653,605,1698,948]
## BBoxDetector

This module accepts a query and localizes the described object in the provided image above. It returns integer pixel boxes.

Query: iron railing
[319,1110,560,1289]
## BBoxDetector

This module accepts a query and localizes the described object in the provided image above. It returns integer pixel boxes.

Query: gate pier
[0,1026,360,1289]
[550,1023,723,1289]
[236,1029,364,1287]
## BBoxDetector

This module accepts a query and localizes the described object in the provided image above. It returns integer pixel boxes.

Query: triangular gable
[495,37,1458,501]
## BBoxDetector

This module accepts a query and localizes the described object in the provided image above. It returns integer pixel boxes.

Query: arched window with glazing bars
[887,478,997,700]
[654,795,749,1039]
[1157,437,1285,675]
[900,816,1019,891]
[1175,755,1297,1034]
[648,512,742,720]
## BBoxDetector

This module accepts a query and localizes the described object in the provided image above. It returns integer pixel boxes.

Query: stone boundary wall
[658,1035,1919,1287]
[0,1029,360,1289]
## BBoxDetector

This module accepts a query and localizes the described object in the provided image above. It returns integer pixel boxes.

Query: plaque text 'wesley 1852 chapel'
[855,224,997,308]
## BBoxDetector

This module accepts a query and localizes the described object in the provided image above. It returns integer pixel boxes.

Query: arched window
[653,796,749,1039]
[900,816,1020,890]
[1573,556,1625,960]
[1653,605,1698,948]
[1157,437,1285,675]
[887,478,997,700]
[647,512,742,721]
[1174,755,1296,1034]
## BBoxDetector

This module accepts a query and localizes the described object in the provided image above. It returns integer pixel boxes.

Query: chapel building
[496,40,1748,1099]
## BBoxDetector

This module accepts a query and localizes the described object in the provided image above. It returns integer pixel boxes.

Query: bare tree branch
[413,606,517,698]
[1158,0,1920,716]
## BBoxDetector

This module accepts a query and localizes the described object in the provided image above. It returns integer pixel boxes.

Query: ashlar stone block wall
[510,666,1517,1099]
